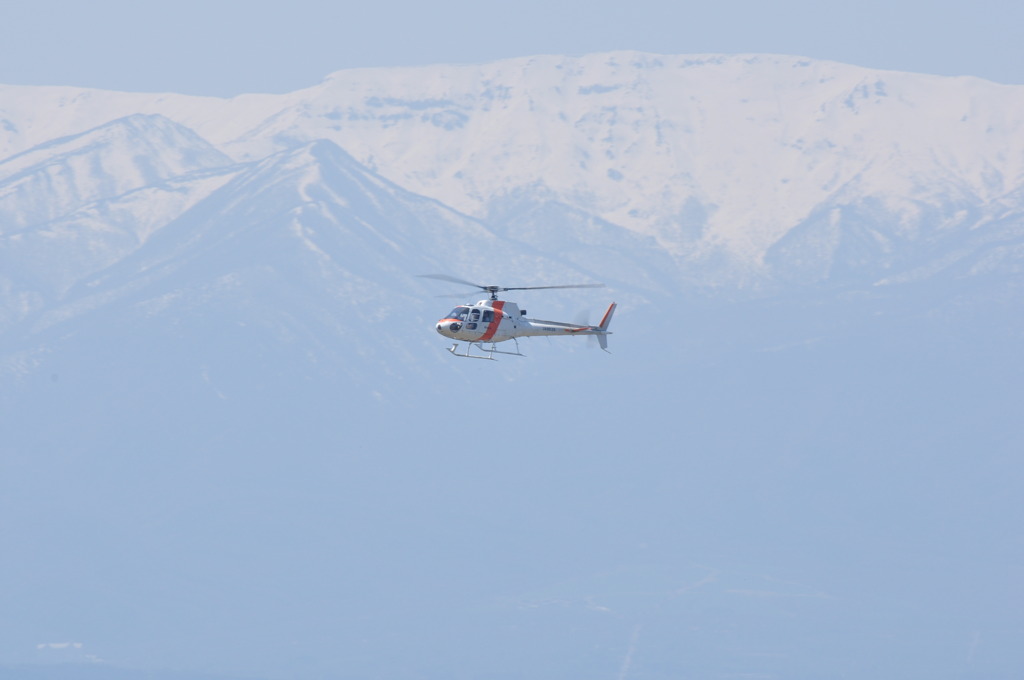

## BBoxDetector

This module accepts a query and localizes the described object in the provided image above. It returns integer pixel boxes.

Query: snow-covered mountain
[3,52,1024,290]
[2,53,1022,680]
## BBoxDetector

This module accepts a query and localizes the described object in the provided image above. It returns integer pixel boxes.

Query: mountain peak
[0,114,232,233]
[0,112,229,182]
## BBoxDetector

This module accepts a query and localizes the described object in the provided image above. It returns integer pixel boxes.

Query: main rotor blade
[419,274,605,295]
[502,283,605,292]
[418,274,487,290]
[434,291,482,299]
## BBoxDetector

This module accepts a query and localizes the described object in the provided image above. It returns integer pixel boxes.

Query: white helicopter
[421,274,617,360]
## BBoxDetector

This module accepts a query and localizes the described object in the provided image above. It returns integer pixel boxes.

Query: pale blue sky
[2,0,1023,96]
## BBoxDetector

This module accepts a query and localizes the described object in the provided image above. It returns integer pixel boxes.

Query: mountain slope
[0,115,240,327]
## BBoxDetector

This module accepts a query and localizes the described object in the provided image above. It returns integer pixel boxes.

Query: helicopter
[421,274,617,360]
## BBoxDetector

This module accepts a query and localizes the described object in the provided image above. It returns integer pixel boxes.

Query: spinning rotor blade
[418,274,486,289]
[433,292,483,299]
[418,274,491,298]
[419,274,604,298]
[501,284,605,293]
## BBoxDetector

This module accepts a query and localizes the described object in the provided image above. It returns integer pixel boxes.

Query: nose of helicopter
[435,319,461,337]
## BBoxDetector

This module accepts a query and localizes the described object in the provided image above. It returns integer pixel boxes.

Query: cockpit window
[447,307,470,320]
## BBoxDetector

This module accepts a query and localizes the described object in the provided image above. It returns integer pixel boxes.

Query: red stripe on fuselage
[479,301,505,341]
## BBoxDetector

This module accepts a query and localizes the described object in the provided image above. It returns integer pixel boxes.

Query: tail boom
[517,302,617,351]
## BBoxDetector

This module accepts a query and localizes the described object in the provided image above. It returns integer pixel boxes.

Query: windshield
[446,306,470,321]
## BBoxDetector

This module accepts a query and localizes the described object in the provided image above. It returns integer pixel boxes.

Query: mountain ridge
[4,52,1023,289]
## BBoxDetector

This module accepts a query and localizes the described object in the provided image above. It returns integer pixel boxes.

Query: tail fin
[596,302,616,351]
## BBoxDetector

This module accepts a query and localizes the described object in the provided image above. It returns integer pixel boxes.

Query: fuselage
[435,299,615,345]
[435,300,520,344]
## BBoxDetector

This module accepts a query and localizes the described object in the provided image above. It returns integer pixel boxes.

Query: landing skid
[447,340,525,360]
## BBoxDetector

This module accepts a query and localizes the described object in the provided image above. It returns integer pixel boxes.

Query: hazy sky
[2,0,1023,96]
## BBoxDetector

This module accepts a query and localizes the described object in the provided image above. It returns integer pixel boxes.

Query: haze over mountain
[1,53,1022,680]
